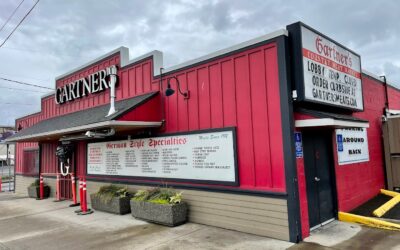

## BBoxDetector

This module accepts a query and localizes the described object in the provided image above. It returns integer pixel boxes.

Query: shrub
[30,179,43,187]
[94,185,131,203]
[132,187,183,205]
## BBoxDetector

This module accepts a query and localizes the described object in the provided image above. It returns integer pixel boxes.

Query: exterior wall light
[166,76,190,99]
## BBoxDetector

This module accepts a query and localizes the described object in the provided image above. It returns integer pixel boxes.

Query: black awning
[7,92,161,142]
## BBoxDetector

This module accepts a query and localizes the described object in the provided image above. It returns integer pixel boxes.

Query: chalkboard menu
[87,129,237,185]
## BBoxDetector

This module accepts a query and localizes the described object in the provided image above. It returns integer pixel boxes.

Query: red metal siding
[388,85,400,110]
[294,74,400,233]
[158,43,286,191]
[15,112,41,174]
[15,41,286,192]
[117,94,162,121]
[336,76,387,211]
[75,141,87,178]
[40,142,58,175]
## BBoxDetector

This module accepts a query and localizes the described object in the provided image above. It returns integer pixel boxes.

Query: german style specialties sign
[87,129,237,185]
[287,22,364,111]
[336,128,369,165]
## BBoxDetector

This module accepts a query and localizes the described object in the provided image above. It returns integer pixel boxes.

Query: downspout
[106,65,118,117]
[381,75,389,115]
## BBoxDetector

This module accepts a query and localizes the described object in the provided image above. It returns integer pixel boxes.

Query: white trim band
[295,118,369,128]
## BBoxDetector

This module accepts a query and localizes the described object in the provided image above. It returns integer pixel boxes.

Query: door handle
[315,177,320,182]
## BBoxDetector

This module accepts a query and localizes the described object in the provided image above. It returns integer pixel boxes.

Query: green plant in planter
[30,179,41,187]
[93,185,131,203]
[27,179,50,198]
[132,187,183,204]
[131,187,187,226]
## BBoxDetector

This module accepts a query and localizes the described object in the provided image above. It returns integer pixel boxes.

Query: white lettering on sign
[336,128,369,165]
[87,130,237,184]
[301,26,363,111]
[55,65,118,104]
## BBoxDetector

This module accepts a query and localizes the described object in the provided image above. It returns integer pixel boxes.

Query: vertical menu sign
[288,23,364,111]
[87,129,237,185]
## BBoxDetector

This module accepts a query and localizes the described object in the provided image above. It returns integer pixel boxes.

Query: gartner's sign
[336,128,369,165]
[55,65,118,104]
[87,129,238,185]
[287,23,364,111]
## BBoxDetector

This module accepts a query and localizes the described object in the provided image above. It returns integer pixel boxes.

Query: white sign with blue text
[295,132,303,158]
[336,128,369,165]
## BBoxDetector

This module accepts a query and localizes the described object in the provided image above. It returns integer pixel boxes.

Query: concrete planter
[90,194,131,215]
[130,200,187,226]
[27,186,50,199]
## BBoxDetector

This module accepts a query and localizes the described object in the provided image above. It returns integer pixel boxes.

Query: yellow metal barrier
[380,189,400,197]
[373,189,400,217]
[338,212,400,231]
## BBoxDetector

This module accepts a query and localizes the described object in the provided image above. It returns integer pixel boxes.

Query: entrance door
[303,130,336,229]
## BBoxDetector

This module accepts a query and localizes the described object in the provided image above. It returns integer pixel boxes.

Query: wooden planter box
[27,186,50,199]
[130,200,187,226]
[90,194,131,215]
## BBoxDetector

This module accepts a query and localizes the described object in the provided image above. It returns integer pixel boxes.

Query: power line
[0,102,36,106]
[0,71,49,82]
[0,0,25,33]
[0,0,40,48]
[0,76,53,90]
[0,86,48,93]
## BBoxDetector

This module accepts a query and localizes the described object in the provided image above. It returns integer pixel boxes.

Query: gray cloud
[0,0,399,125]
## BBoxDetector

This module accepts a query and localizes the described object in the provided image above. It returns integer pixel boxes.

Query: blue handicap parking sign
[294,132,303,158]
[337,134,343,152]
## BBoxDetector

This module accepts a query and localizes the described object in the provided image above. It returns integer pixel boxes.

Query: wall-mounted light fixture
[166,76,190,99]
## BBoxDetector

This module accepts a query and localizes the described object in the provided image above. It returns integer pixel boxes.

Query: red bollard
[39,175,44,199]
[53,174,63,202]
[74,179,83,213]
[82,179,87,212]
[77,178,93,215]
[79,179,83,210]
[69,173,80,207]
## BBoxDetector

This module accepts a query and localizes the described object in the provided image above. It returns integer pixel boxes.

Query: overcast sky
[0,0,399,126]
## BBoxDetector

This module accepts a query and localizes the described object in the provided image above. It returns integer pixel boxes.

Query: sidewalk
[0,193,293,250]
[289,220,400,250]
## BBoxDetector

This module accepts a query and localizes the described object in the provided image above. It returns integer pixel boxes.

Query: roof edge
[158,29,288,76]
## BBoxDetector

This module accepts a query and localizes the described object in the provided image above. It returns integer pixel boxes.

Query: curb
[339,212,400,231]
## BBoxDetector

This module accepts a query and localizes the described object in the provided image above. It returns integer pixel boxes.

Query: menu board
[301,26,363,110]
[287,23,363,111]
[87,129,237,184]
[336,128,369,165]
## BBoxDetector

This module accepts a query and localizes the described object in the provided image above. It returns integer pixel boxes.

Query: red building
[8,22,399,242]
